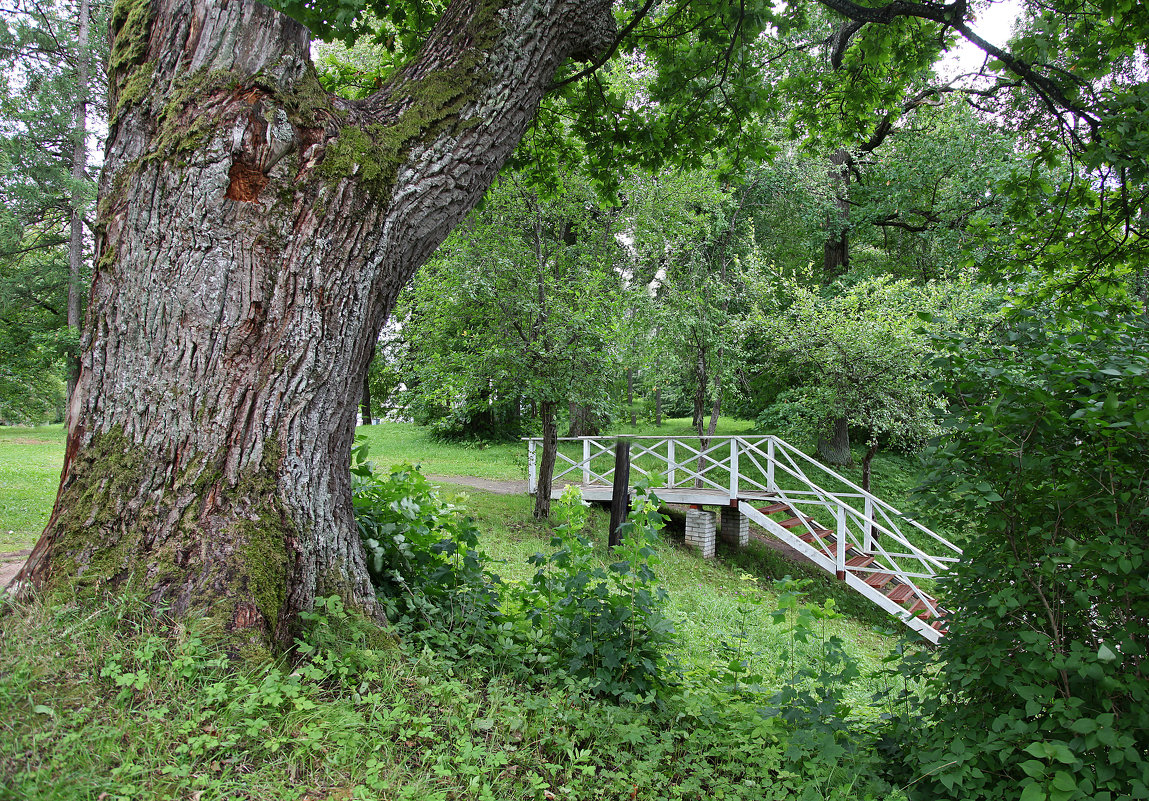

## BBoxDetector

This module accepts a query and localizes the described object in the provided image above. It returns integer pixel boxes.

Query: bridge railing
[526,434,772,496]
[525,433,962,579]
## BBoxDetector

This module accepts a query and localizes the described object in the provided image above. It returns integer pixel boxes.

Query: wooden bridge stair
[746,501,950,636]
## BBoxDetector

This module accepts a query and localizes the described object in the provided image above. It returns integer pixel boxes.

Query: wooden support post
[527,439,537,495]
[767,437,776,493]
[582,438,591,484]
[835,503,847,580]
[667,439,676,488]
[609,439,631,548]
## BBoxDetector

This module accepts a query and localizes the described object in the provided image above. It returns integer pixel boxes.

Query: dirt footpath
[426,475,526,494]
[1,550,30,589]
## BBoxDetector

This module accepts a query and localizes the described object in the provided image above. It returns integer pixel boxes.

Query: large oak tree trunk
[13,0,615,650]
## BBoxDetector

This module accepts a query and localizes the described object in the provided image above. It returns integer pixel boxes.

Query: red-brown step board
[779,516,815,529]
[863,571,895,589]
[798,528,834,544]
[758,503,791,515]
[906,597,939,618]
[845,555,876,569]
[821,540,859,559]
[884,583,914,602]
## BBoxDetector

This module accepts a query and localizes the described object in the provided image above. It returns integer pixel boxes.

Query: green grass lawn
[0,420,920,800]
[0,424,66,552]
[431,480,902,704]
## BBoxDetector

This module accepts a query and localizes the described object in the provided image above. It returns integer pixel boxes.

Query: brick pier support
[720,505,749,548]
[685,506,717,558]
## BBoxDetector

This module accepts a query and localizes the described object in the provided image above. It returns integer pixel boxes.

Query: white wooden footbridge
[526,435,962,643]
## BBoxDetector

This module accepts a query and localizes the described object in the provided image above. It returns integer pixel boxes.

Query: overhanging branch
[815,0,1101,139]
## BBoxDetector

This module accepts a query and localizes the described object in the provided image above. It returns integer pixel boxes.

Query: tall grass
[0,425,66,552]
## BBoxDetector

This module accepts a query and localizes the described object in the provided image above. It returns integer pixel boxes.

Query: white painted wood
[523,433,959,641]
[729,438,739,500]
[835,504,845,575]
[527,439,537,495]
[767,437,776,492]
[864,496,875,552]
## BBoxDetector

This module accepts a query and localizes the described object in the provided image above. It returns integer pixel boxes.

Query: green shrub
[889,308,1149,800]
[350,441,506,660]
[515,485,677,701]
[351,451,679,698]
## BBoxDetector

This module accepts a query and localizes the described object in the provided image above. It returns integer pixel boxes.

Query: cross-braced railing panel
[525,433,962,640]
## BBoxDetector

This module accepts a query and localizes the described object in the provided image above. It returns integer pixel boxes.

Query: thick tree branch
[547,0,659,92]
[815,0,1101,139]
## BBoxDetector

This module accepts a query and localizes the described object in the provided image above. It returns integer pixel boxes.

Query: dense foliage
[747,276,1000,461]
[350,442,677,701]
[1,580,906,800]
[0,1,104,422]
[390,172,625,441]
[889,308,1149,799]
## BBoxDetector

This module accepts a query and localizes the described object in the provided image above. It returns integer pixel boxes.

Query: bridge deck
[527,435,963,643]
[551,482,777,506]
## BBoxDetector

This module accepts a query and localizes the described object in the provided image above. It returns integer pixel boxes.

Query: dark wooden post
[609,439,631,547]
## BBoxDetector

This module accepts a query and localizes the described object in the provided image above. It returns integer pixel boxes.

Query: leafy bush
[351,440,506,658]
[0,591,902,801]
[889,308,1149,800]
[351,450,678,698]
[515,485,677,701]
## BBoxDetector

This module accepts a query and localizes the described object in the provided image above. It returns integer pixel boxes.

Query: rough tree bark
[13,0,616,650]
[822,147,852,283]
[533,400,559,519]
[817,416,854,466]
[66,0,91,403]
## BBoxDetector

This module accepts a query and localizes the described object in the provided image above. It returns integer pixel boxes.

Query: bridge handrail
[748,436,963,556]
[525,433,962,560]
[763,455,955,573]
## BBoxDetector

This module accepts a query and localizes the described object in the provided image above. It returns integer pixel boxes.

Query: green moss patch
[109,0,153,75]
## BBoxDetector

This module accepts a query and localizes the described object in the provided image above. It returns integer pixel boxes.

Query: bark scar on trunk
[225,159,269,201]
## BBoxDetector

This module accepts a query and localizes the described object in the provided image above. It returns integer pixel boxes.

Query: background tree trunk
[817,416,853,466]
[823,148,851,284]
[361,379,373,426]
[534,401,559,519]
[692,352,707,430]
[15,0,616,650]
[627,367,636,426]
[65,0,90,404]
[861,442,879,493]
[566,401,601,437]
